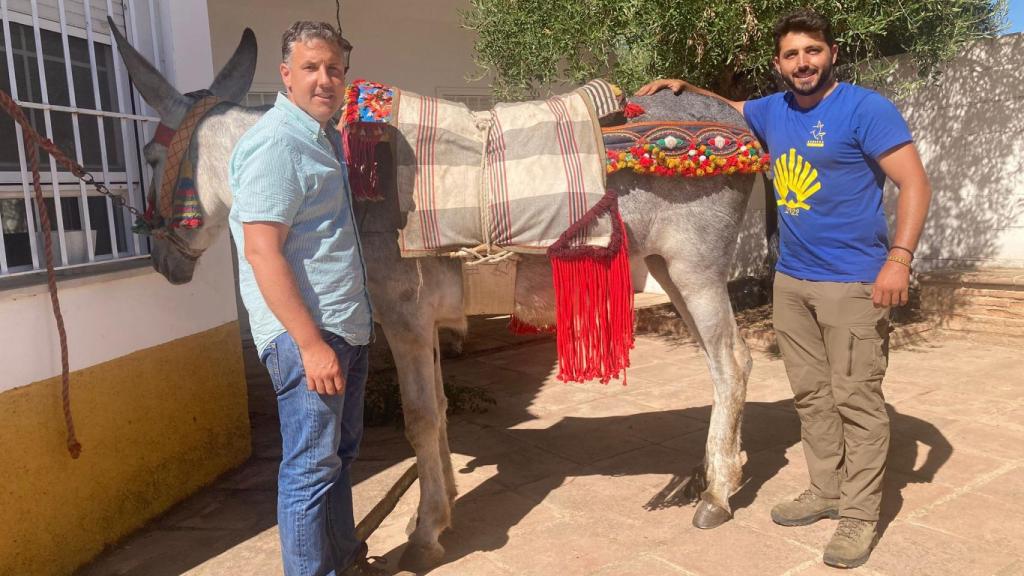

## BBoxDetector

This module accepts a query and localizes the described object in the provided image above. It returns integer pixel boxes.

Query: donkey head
[107,17,256,284]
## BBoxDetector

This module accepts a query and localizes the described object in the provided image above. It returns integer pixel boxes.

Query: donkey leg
[433,329,458,505]
[646,256,752,528]
[383,323,450,571]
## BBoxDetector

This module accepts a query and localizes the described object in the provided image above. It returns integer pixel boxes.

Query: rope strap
[0,89,82,458]
[446,244,520,267]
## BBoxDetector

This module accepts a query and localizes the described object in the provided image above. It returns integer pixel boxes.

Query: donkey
[111,24,754,570]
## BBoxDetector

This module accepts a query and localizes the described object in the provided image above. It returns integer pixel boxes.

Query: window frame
[0,1,160,279]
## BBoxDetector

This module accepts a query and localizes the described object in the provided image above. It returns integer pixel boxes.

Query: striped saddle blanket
[342,79,625,258]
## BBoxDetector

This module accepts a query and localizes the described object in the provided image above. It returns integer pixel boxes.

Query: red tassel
[550,215,634,384]
[623,102,645,118]
[343,125,385,201]
[509,316,555,335]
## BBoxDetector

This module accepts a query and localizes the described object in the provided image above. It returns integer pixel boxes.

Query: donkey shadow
[380,341,954,572]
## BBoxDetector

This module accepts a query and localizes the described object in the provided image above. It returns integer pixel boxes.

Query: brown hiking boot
[823,517,878,569]
[770,489,840,526]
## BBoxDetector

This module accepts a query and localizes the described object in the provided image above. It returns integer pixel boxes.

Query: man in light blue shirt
[228,20,378,576]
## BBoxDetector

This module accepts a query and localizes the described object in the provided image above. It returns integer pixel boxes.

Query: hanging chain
[80,171,146,219]
[0,91,150,224]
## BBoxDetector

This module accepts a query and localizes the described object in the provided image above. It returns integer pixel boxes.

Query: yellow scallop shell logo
[774,148,821,216]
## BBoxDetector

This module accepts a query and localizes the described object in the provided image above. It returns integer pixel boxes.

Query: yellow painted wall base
[0,322,251,576]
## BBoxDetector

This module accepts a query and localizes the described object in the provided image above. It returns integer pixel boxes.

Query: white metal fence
[0,0,164,277]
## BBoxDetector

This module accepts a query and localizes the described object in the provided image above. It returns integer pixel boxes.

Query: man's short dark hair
[773,9,835,55]
[281,21,353,67]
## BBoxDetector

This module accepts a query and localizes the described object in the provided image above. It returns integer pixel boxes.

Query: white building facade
[0,2,249,575]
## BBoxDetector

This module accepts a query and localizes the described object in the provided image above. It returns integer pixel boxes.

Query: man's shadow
[380,342,953,572]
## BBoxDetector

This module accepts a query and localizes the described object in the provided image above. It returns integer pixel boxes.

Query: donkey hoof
[692,499,732,529]
[399,542,445,573]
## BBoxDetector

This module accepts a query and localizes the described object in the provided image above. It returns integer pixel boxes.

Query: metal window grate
[0,0,162,277]
[244,91,277,107]
[437,89,494,112]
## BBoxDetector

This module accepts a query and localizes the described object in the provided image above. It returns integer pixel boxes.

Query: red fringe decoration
[343,124,386,201]
[508,316,556,335]
[623,102,645,118]
[548,199,634,384]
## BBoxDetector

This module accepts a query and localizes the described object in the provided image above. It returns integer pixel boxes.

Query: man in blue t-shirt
[637,9,931,569]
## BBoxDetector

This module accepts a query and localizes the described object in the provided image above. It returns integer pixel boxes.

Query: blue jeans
[260,330,369,576]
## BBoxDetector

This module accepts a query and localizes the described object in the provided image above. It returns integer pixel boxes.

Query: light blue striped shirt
[229,92,373,355]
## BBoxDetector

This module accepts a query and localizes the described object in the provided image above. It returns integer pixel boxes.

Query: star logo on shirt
[807,121,826,148]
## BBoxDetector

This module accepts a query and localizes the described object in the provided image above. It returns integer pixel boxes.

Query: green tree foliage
[463,0,1006,100]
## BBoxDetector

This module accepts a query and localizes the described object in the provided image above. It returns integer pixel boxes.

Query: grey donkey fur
[111,22,753,571]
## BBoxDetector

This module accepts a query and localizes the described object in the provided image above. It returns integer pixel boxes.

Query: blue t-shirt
[744,83,912,282]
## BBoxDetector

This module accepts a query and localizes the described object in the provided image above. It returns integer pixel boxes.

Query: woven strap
[158,94,221,221]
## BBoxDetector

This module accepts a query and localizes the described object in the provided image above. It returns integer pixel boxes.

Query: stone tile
[886,432,1005,488]
[943,421,1024,461]
[481,517,655,576]
[658,429,713,464]
[648,519,817,575]
[77,329,1024,576]
[512,416,652,465]
[351,457,421,524]
[160,488,276,532]
[626,361,708,385]
[741,403,803,452]
[911,491,1024,557]
[445,426,582,490]
[76,527,248,576]
[731,470,836,552]
[587,444,707,491]
[996,558,1024,576]
[438,489,569,559]
[878,378,936,405]
[182,527,283,576]
[973,464,1024,509]
[589,555,693,575]
[518,381,611,416]
[617,375,715,411]
[987,404,1024,434]
[878,470,958,521]
[627,338,704,369]
[903,389,1018,422]
[216,457,279,491]
[472,343,560,376]
[787,560,890,575]
[868,522,1018,576]
[429,552,515,575]
[742,376,795,404]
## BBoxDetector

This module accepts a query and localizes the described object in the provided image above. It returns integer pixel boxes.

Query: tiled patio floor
[78,313,1024,575]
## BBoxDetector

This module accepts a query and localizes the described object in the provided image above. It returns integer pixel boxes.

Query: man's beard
[781,61,834,96]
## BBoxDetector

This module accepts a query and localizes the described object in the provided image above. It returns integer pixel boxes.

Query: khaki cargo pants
[773,272,891,521]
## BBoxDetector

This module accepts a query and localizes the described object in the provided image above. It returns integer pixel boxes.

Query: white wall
[0,0,238,394]
[883,34,1024,271]
[207,0,487,97]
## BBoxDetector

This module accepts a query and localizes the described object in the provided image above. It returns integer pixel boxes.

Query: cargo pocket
[847,325,887,380]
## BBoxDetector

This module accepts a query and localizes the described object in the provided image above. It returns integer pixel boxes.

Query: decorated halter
[133,90,221,260]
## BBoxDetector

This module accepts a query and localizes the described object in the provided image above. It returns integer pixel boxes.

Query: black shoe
[340,542,388,576]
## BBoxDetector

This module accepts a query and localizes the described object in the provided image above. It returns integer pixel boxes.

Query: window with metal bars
[0,2,155,277]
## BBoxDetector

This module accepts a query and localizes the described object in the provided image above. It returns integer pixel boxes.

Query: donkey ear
[106,16,189,122]
[208,28,257,104]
